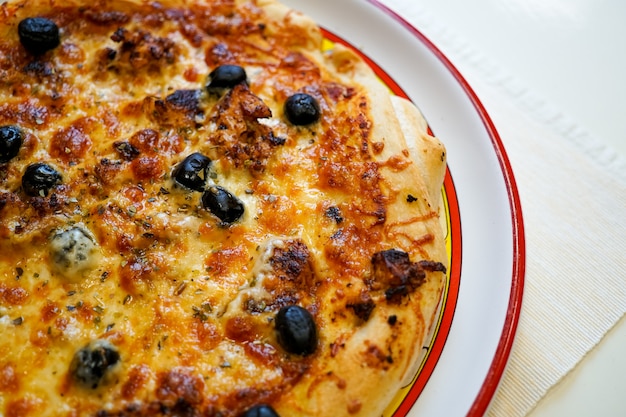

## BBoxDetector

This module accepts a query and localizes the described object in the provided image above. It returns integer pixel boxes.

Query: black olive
[275,305,317,356]
[18,17,60,55]
[242,404,280,417]
[201,186,244,224]
[284,93,320,126]
[22,162,62,197]
[0,125,23,163]
[206,65,247,91]
[70,340,120,389]
[172,152,212,192]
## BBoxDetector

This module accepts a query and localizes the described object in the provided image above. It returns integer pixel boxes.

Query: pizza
[0,0,448,416]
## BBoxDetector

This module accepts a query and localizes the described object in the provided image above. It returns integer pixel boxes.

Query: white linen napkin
[379,1,626,415]
[470,73,626,417]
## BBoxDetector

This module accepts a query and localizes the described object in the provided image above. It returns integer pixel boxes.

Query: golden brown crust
[391,96,447,214]
[0,0,447,416]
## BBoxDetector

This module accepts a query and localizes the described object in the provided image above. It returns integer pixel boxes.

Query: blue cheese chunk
[49,225,100,280]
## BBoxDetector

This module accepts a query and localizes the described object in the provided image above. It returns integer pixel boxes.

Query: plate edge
[366,1,526,415]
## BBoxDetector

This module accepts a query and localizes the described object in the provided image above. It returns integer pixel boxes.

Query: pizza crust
[390,96,447,214]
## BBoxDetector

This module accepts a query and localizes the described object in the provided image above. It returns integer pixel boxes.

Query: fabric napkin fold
[379,1,626,416]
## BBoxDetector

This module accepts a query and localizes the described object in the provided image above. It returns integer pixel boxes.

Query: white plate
[282,1,526,415]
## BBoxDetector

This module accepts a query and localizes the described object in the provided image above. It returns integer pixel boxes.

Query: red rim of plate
[363,1,526,415]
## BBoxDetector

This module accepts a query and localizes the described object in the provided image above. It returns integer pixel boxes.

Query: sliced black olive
[201,185,244,224]
[22,162,62,196]
[70,340,120,389]
[172,152,212,192]
[18,17,60,55]
[206,64,247,91]
[275,305,317,356]
[284,93,320,126]
[0,125,23,163]
[242,404,280,417]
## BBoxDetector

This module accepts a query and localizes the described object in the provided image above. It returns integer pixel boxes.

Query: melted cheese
[0,1,444,416]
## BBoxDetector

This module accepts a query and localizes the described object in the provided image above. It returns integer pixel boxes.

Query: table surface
[400,0,626,416]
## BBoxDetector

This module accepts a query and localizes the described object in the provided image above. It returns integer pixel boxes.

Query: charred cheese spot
[208,83,279,174]
[5,397,43,417]
[109,27,177,71]
[155,368,204,408]
[246,238,317,310]
[257,195,299,235]
[189,320,221,351]
[39,301,61,323]
[267,240,315,290]
[346,291,375,322]
[49,118,93,163]
[0,283,29,306]
[225,315,258,343]
[362,342,393,369]
[325,225,383,276]
[166,89,202,118]
[129,128,161,155]
[0,362,19,393]
[130,155,165,181]
[220,238,319,353]
[142,95,200,128]
[83,9,130,26]
[119,254,162,294]
[369,249,446,304]
[205,245,250,283]
[120,364,151,400]
[95,158,124,185]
